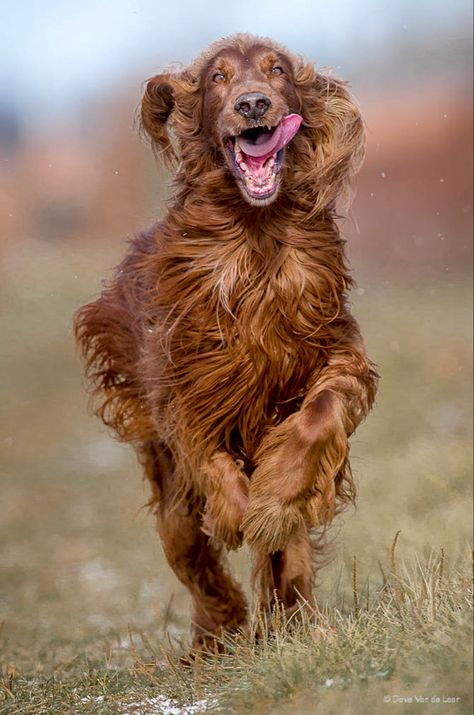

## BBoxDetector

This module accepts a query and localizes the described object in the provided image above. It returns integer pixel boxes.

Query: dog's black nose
[234,92,272,121]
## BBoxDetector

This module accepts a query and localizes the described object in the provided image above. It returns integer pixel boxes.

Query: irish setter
[75,34,378,651]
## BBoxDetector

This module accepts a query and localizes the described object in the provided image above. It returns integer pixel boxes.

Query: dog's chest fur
[145,223,343,459]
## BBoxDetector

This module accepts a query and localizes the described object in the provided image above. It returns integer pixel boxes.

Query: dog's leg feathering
[241,317,378,559]
[200,450,250,550]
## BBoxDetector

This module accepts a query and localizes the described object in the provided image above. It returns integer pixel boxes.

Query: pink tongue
[238,113,303,158]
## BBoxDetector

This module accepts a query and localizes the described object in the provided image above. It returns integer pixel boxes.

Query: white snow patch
[122,697,211,714]
[80,695,212,714]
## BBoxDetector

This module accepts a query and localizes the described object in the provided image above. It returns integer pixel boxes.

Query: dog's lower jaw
[236,178,281,207]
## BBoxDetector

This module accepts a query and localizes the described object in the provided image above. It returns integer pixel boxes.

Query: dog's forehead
[213,44,278,64]
[198,42,290,77]
[190,33,296,79]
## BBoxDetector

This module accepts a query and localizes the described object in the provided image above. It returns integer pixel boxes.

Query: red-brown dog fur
[74,34,378,650]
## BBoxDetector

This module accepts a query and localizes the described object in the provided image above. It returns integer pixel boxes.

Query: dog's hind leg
[255,526,315,621]
[143,443,248,651]
[158,502,249,651]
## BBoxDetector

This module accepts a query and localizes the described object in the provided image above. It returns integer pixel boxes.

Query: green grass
[0,239,472,714]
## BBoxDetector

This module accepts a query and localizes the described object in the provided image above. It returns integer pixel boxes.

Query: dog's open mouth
[226,114,302,204]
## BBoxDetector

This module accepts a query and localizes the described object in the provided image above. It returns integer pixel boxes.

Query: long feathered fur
[74,34,378,648]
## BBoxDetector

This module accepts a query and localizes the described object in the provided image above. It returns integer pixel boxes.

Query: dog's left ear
[293,62,365,214]
[141,70,199,166]
[140,69,201,165]
[141,73,177,163]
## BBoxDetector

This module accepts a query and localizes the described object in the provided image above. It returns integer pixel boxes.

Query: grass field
[0,238,472,714]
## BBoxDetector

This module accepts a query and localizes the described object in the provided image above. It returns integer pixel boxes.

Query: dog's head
[141,34,364,212]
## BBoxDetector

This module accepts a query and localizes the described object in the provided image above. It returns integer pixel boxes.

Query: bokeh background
[1,0,472,678]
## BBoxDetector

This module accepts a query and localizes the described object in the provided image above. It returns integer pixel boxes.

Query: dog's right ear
[140,74,177,164]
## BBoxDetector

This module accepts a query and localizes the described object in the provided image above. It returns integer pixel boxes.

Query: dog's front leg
[241,319,378,555]
[200,451,250,550]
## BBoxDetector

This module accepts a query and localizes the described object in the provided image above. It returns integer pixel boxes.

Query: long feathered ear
[292,61,365,217]
[140,70,202,169]
[140,74,177,165]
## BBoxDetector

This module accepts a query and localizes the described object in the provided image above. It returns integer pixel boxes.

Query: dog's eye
[271,66,283,76]
[213,72,226,83]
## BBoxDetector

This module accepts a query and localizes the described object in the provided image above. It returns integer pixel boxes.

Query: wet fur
[74,34,378,649]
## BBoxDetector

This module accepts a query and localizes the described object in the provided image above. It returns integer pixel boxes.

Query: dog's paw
[241,487,336,554]
[201,452,249,550]
[202,501,245,550]
[241,496,305,553]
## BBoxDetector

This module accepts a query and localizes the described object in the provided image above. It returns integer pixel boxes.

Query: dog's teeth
[234,138,240,151]
[240,162,248,172]
[235,152,242,162]
[268,158,275,168]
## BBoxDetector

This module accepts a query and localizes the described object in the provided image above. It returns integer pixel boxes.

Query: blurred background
[0,0,472,673]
